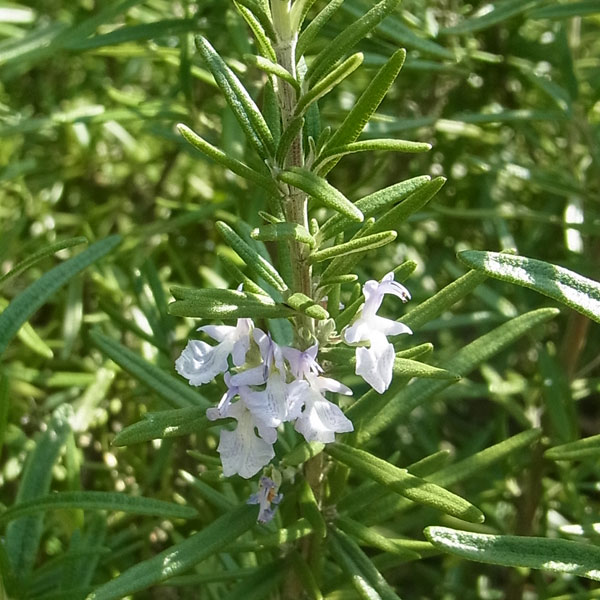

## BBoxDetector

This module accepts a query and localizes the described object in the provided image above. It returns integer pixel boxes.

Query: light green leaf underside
[458,250,600,324]
[426,527,600,582]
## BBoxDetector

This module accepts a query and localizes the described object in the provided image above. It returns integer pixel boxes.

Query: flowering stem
[271,1,314,339]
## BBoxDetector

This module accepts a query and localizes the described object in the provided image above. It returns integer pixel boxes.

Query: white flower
[344,272,412,394]
[230,329,308,432]
[210,399,275,479]
[294,375,354,443]
[175,318,252,386]
[207,372,277,443]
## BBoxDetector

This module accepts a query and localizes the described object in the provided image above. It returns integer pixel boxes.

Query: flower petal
[197,324,235,342]
[295,388,354,443]
[217,405,275,479]
[175,339,230,386]
[355,341,395,394]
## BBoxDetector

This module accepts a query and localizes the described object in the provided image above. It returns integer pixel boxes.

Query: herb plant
[1,1,599,599]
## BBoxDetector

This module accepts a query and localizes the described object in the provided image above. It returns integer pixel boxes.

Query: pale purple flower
[175,318,253,386]
[230,329,308,432]
[207,373,277,443]
[247,476,283,523]
[294,375,354,443]
[209,399,275,479]
[343,272,412,394]
[282,343,323,380]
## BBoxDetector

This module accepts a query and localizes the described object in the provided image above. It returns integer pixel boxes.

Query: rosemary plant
[1,1,600,600]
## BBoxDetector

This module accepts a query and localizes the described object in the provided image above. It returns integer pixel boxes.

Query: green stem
[271,1,314,338]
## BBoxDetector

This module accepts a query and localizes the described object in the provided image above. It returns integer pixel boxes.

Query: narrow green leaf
[0,235,120,359]
[224,560,287,600]
[329,528,401,600]
[285,292,329,320]
[458,251,600,324]
[357,309,558,444]
[235,518,313,551]
[324,348,457,380]
[545,434,600,461]
[432,429,542,488]
[0,236,87,288]
[402,270,487,331]
[0,492,196,524]
[339,3,453,60]
[299,480,326,538]
[290,0,319,31]
[177,123,277,193]
[89,330,207,409]
[179,471,235,511]
[318,274,358,287]
[529,1,600,19]
[251,222,315,246]
[318,175,431,242]
[440,0,539,35]
[289,552,323,600]
[310,231,396,263]
[306,0,401,85]
[232,0,277,39]
[196,36,275,157]
[64,19,198,50]
[235,2,277,62]
[371,176,446,234]
[276,115,305,166]
[244,54,299,90]
[87,504,256,600]
[169,287,293,319]
[113,407,211,446]
[294,52,364,118]
[55,0,145,47]
[425,527,600,582]
[281,441,325,467]
[365,430,541,524]
[278,167,364,222]
[0,375,7,460]
[5,404,72,577]
[219,253,269,296]
[0,297,53,358]
[216,221,288,292]
[320,48,406,175]
[326,443,484,523]
[316,138,431,170]
[336,516,420,558]
[296,0,344,59]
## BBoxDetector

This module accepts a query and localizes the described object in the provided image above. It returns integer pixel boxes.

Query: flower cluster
[176,320,353,479]
[175,272,411,479]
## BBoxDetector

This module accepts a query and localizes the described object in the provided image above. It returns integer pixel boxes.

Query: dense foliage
[1,1,599,599]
